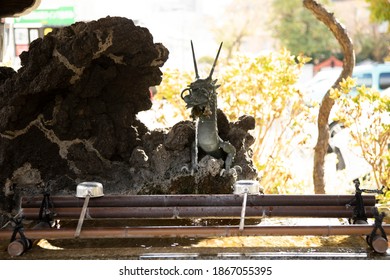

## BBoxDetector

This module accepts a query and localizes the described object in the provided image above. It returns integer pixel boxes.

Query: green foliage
[156,50,315,194]
[358,0,390,62]
[365,0,390,25]
[354,31,390,63]
[270,0,339,63]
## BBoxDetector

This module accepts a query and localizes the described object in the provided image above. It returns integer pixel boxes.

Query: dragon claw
[181,164,198,176]
[220,165,242,177]
[233,165,242,173]
[181,165,190,173]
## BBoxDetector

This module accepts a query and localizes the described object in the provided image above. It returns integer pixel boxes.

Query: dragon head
[181,41,222,117]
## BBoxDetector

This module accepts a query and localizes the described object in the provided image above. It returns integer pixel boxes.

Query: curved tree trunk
[303,0,355,194]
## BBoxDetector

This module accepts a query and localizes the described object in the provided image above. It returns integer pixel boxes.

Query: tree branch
[303,0,355,193]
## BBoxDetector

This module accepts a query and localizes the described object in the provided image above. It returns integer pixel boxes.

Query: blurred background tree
[207,0,389,64]
[365,0,390,26]
[210,1,254,61]
[354,30,390,62]
[269,0,389,63]
[270,0,340,63]
[354,0,390,62]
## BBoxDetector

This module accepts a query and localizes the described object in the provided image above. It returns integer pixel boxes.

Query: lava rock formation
[0,16,258,217]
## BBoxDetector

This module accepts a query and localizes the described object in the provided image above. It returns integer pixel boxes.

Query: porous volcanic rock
[135,113,258,195]
[0,17,168,212]
[0,16,258,219]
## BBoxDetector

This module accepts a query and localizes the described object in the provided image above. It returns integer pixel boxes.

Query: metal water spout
[233,180,261,231]
[74,182,104,238]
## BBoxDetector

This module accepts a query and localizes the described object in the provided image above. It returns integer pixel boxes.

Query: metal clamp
[347,179,368,224]
[8,216,32,257]
[366,208,388,254]
[39,190,57,227]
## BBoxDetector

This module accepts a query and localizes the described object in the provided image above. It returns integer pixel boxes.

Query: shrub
[332,78,390,191]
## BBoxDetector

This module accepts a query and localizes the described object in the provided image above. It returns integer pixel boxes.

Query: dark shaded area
[0,17,168,213]
[0,0,37,17]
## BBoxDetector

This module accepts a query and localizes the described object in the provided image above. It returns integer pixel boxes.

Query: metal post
[239,191,248,231]
[74,193,90,238]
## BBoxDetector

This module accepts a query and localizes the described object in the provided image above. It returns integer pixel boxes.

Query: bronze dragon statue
[181,41,238,176]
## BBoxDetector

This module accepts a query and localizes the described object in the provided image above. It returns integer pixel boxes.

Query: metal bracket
[348,179,383,224]
[366,208,388,254]
[8,216,32,256]
[39,182,58,228]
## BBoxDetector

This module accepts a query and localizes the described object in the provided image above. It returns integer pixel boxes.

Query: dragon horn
[191,40,199,80]
[208,42,223,79]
